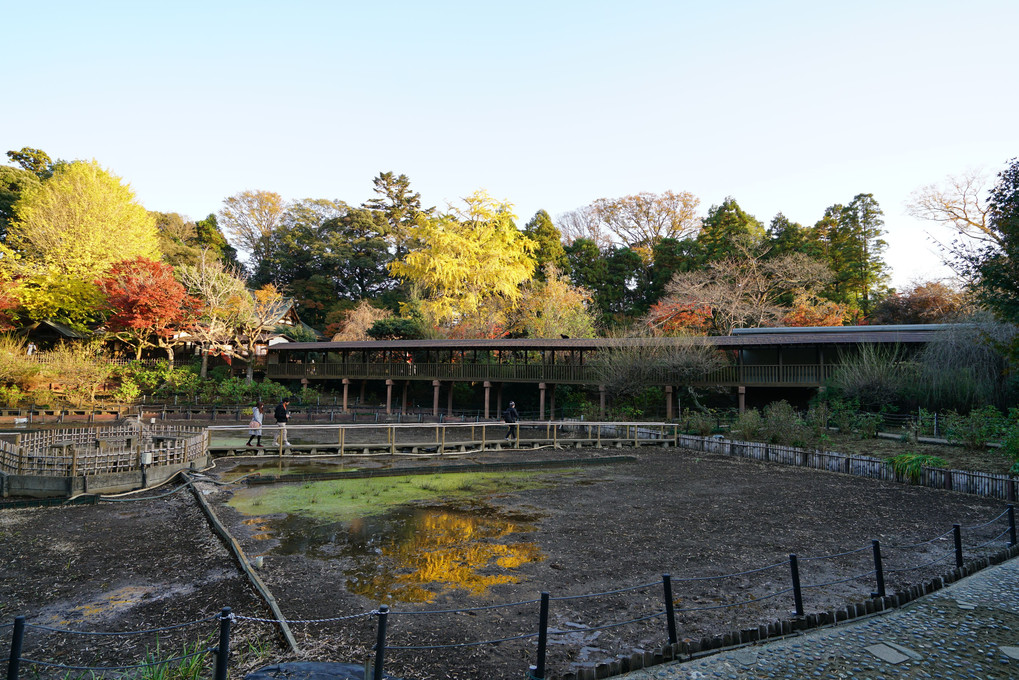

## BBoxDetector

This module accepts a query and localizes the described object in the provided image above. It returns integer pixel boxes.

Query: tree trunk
[246,360,254,383]
[135,345,143,361]
[165,345,175,368]
[200,349,209,378]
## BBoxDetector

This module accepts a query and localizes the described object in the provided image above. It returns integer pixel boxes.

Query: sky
[4,0,1018,288]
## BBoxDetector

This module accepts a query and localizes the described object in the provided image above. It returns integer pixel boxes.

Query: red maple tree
[96,257,203,364]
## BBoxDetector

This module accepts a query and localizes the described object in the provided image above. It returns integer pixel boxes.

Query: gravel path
[621,556,1019,680]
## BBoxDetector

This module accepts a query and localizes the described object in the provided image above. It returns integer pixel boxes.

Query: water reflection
[255,504,544,603]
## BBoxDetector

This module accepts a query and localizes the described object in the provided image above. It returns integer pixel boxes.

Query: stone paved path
[620,557,1019,680]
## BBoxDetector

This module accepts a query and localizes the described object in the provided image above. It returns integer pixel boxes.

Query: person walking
[272,397,292,448]
[503,401,519,441]
[245,402,264,449]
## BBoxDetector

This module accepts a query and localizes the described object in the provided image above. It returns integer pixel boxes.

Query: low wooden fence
[680,434,1019,502]
[0,425,206,477]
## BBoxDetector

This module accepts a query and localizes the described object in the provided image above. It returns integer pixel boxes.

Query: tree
[363,171,431,257]
[332,300,392,341]
[907,169,997,247]
[556,206,613,248]
[657,243,832,335]
[523,210,569,278]
[6,147,54,179]
[13,269,105,329]
[194,214,240,267]
[178,250,250,377]
[231,284,286,382]
[96,257,202,364]
[218,190,288,274]
[868,280,968,325]
[389,190,536,328]
[782,294,851,327]
[766,213,811,257]
[959,158,1019,322]
[0,165,40,241]
[840,193,889,314]
[511,264,597,338]
[590,191,701,254]
[3,160,160,281]
[697,197,764,262]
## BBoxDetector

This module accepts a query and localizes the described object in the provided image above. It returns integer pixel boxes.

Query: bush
[805,403,832,439]
[943,406,1005,450]
[730,408,764,440]
[762,400,802,445]
[0,384,26,407]
[682,408,716,436]
[1000,410,1019,474]
[887,452,947,484]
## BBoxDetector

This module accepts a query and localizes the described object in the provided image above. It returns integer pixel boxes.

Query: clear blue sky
[4,0,1017,287]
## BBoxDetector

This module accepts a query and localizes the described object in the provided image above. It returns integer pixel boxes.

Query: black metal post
[789,554,804,617]
[1008,505,1017,547]
[872,540,886,598]
[214,607,232,680]
[662,574,678,645]
[373,605,389,680]
[535,592,550,680]
[7,616,25,680]
[954,524,964,568]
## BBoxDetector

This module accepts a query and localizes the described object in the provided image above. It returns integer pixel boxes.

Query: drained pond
[227,470,556,602]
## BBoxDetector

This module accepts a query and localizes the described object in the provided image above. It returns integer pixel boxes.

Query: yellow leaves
[390,191,536,328]
[5,160,159,282]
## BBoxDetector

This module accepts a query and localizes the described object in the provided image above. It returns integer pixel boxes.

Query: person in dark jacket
[503,401,519,440]
[272,397,292,447]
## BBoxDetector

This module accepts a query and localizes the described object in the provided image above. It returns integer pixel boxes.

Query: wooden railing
[266,362,837,387]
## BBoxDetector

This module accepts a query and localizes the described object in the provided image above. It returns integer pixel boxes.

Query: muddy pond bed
[1,445,1012,680]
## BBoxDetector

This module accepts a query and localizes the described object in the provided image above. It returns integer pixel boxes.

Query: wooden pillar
[385,379,394,415]
[432,380,441,418]
[539,382,546,420]
[599,385,606,418]
[549,384,555,421]
[341,378,350,414]
[496,384,503,416]
[401,381,409,414]
[665,385,674,420]
[447,382,454,416]
[738,385,746,414]
[483,381,492,419]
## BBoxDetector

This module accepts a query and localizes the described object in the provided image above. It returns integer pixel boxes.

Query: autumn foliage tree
[782,294,851,327]
[96,257,202,364]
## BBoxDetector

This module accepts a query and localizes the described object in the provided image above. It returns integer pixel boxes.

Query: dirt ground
[0,436,1012,680]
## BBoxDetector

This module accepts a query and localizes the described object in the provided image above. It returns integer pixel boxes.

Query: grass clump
[887,452,947,484]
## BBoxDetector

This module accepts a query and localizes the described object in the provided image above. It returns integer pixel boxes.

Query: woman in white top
[246,402,265,448]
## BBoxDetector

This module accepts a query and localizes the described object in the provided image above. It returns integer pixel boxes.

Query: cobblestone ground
[621,557,1019,680]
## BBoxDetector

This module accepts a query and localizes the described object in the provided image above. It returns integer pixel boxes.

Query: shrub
[762,400,802,445]
[682,408,716,436]
[1000,410,1019,474]
[805,403,831,438]
[730,408,764,440]
[854,413,882,440]
[40,341,115,407]
[0,384,26,406]
[114,378,142,403]
[887,452,947,484]
[943,406,1005,450]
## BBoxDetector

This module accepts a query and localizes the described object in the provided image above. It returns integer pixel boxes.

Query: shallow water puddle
[228,471,561,601]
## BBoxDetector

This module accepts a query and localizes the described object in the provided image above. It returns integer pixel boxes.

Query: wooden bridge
[264,325,948,417]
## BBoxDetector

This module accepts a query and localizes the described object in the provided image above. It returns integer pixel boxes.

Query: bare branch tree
[907,169,998,247]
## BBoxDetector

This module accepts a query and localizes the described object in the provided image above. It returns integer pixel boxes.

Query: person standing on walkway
[272,397,292,447]
[246,402,264,449]
[503,401,519,440]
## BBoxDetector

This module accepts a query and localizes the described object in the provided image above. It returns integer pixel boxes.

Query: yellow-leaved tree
[389,190,536,329]
[4,160,160,281]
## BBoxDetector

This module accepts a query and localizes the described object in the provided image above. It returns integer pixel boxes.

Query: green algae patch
[228,470,559,522]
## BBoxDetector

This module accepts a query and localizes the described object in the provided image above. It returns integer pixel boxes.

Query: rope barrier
[392,599,542,615]
[234,612,374,625]
[387,630,539,650]
[801,570,877,590]
[19,647,215,671]
[799,545,871,561]
[550,581,661,602]
[963,509,1010,530]
[885,552,954,573]
[25,614,219,636]
[973,527,1012,550]
[549,611,665,635]
[667,560,787,582]
[674,588,795,613]
[886,528,955,550]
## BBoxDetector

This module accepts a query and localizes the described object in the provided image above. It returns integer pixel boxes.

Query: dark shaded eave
[272,324,953,353]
